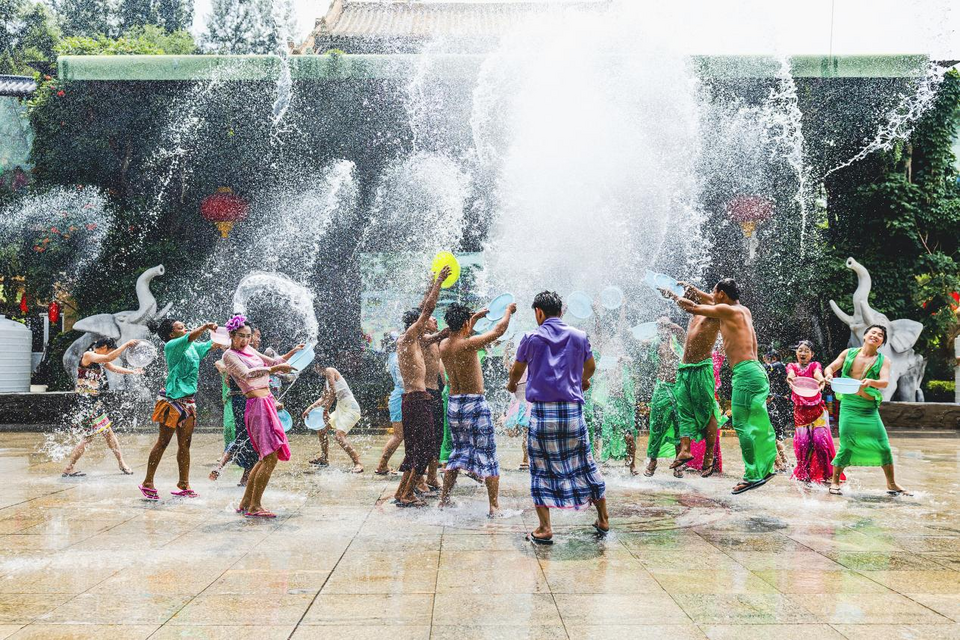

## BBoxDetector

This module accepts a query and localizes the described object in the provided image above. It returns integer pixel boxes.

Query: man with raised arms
[667,278,777,494]
[438,301,517,517]
[393,265,450,507]
[662,283,724,477]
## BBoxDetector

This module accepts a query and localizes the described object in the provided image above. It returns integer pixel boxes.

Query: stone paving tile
[906,593,960,622]
[437,550,547,594]
[789,592,952,624]
[432,593,562,626]
[299,594,434,626]
[0,595,73,624]
[429,625,567,640]
[291,626,430,639]
[152,626,295,639]
[0,626,21,640]
[8,624,158,639]
[38,592,192,625]
[552,592,688,625]
[0,567,118,594]
[567,625,706,640]
[831,623,960,639]
[700,623,846,639]
[753,569,895,594]
[673,593,820,624]
[861,571,960,594]
[168,593,316,626]
[826,551,947,571]
[651,568,778,594]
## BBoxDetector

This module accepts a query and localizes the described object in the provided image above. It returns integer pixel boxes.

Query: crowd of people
[63,270,910,537]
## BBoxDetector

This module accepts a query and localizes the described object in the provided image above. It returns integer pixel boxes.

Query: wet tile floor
[0,430,958,639]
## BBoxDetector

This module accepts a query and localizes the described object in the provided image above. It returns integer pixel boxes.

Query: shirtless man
[421,321,448,490]
[437,302,517,517]
[393,266,450,507]
[669,278,777,494]
[660,283,724,477]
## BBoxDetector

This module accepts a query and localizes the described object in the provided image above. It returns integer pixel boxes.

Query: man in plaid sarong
[508,291,609,544]
[438,301,518,517]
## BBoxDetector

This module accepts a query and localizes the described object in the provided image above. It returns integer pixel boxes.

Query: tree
[116,0,192,33]
[54,0,116,37]
[0,0,59,74]
[204,0,297,54]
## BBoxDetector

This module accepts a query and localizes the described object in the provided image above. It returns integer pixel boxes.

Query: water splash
[233,271,319,341]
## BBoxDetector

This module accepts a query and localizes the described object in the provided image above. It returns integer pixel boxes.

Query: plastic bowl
[473,317,493,334]
[126,341,158,368]
[287,343,316,371]
[599,286,624,310]
[305,409,326,431]
[792,376,820,398]
[487,293,515,320]
[830,377,862,394]
[211,327,231,346]
[567,291,593,319]
[277,409,294,433]
[431,251,461,289]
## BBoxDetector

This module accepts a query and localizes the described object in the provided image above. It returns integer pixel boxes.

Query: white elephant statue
[829,257,926,402]
[63,265,173,392]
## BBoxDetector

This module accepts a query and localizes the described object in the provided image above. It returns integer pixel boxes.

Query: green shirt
[163,334,213,399]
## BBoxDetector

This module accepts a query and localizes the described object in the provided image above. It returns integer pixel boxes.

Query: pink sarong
[244,395,291,461]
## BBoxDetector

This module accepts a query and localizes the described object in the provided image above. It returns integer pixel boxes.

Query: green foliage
[823,70,960,378]
[923,379,956,402]
[32,329,80,389]
[56,26,195,55]
[54,0,114,39]
[204,0,296,54]
[0,0,59,74]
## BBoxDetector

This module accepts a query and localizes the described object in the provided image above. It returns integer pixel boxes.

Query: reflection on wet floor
[0,431,958,639]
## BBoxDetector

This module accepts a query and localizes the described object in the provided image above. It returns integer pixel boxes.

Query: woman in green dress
[823,324,909,496]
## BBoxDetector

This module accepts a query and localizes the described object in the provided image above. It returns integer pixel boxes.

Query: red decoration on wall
[48,301,61,324]
[725,195,774,238]
[200,187,249,238]
[19,293,28,314]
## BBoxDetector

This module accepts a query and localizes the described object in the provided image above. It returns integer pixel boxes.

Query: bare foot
[643,460,656,477]
[669,453,694,469]
[209,469,220,481]
[351,464,364,474]
[487,508,504,519]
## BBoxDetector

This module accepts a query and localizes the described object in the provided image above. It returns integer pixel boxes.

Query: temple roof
[0,75,37,97]
[305,0,608,53]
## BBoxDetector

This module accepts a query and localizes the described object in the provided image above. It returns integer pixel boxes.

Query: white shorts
[328,396,361,433]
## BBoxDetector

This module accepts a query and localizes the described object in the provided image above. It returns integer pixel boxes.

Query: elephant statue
[829,257,926,402]
[63,265,173,392]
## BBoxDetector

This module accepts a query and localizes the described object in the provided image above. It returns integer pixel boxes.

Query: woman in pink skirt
[787,341,842,484]
[220,315,302,517]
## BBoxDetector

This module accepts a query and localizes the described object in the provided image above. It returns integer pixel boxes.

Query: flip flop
[351,467,365,474]
[120,468,134,475]
[731,473,776,495]
[170,489,198,498]
[673,468,684,478]
[526,533,554,546]
[669,455,694,469]
[700,465,716,479]
[138,484,159,501]
[61,471,86,477]
[309,459,329,467]
[397,499,427,508]
[518,463,529,471]
[374,469,398,476]
[244,511,277,518]
[829,487,843,495]
[593,522,610,537]
[887,489,913,497]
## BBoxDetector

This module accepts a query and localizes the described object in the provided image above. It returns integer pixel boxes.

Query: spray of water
[233,271,319,342]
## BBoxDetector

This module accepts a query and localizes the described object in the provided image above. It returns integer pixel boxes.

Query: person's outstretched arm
[82,340,138,365]
[405,266,450,340]
[466,304,517,351]
[188,323,217,343]
[822,350,849,381]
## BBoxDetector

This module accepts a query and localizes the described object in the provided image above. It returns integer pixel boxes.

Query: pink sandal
[170,489,198,498]
[244,511,276,518]
[138,484,159,501]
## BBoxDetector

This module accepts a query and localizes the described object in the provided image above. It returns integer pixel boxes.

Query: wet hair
[864,324,888,345]
[91,337,117,351]
[532,291,563,318]
[795,340,814,351]
[153,318,177,342]
[402,308,422,330]
[714,278,741,301]
[445,303,474,332]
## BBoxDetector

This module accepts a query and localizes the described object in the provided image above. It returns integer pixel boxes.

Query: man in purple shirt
[507,291,609,544]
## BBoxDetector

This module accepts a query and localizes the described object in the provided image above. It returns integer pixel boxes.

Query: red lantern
[726,195,774,238]
[48,301,61,324]
[200,187,249,238]
[19,293,28,315]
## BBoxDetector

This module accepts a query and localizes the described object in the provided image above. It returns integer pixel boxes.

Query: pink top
[786,361,824,407]
[221,348,286,395]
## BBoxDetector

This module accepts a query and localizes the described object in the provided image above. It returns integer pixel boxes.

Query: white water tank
[0,315,32,392]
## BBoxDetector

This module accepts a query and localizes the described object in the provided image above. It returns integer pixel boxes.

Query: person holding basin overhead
[823,325,910,497]
[302,363,364,473]
[219,314,304,518]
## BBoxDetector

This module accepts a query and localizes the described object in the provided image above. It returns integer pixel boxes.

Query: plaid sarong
[528,401,605,509]
[446,394,500,479]
[151,392,197,430]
